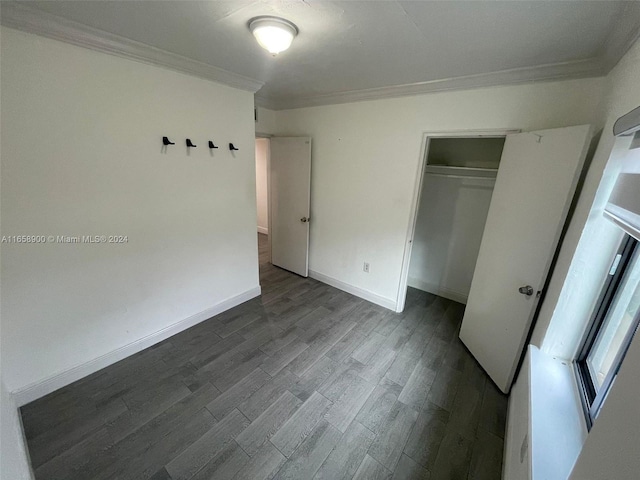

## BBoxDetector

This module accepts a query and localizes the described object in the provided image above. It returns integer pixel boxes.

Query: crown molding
[0,2,264,93]
[255,58,607,111]
[2,2,618,111]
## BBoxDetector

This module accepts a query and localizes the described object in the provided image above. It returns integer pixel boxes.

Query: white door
[459,125,592,393]
[270,137,312,277]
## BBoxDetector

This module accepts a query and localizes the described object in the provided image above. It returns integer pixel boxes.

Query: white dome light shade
[249,17,298,55]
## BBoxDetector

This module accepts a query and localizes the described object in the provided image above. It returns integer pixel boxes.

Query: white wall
[0,27,260,398]
[568,320,640,480]
[565,39,640,480]
[503,351,530,480]
[0,28,33,473]
[500,37,640,480]
[255,106,278,136]
[273,78,605,308]
[255,138,269,234]
[0,380,33,480]
[535,138,627,358]
[408,175,494,303]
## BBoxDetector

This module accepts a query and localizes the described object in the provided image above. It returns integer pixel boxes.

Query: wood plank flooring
[21,233,507,480]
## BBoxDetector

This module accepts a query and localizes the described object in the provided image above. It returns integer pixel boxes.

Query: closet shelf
[424,165,498,179]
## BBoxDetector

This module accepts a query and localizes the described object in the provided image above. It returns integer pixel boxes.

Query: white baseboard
[407,277,468,304]
[308,269,396,311]
[257,226,268,235]
[12,286,261,407]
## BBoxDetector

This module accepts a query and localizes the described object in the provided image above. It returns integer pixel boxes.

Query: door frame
[394,128,520,313]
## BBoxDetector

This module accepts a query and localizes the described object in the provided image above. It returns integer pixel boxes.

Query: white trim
[407,277,468,305]
[5,2,635,112]
[528,346,588,480]
[395,129,519,313]
[255,59,605,110]
[414,129,521,138]
[395,133,431,314]
[0,3,264,93]
[12,286,261,406]
[308,270,397,312]
[3,2,622,111]
[257,226,269,235]
[503,349,531,480]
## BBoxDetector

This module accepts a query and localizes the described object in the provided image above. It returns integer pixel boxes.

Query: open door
[270,137,312,277]
[459,125,592,393]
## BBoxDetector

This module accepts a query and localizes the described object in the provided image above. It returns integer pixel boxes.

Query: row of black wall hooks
[162,136,239,151]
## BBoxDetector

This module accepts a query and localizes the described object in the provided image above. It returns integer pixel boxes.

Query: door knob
[518,285,534,296]
[300,217,309,223]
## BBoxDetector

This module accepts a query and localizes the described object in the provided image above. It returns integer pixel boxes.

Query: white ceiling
[3,1,640,109]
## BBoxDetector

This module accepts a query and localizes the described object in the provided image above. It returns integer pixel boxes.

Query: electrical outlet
[363,262,370,273]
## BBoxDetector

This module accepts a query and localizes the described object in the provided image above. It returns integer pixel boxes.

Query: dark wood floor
[21,233,506,480]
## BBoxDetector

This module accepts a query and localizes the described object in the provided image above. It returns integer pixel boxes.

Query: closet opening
[397,132,510,311]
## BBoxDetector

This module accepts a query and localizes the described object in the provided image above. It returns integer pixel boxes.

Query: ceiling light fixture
[249,16,298,55]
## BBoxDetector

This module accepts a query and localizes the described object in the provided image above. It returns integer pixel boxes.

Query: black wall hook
[208,141,219,149]
[186,139,197,148]
[229,143,239,151]
[163,136,175,146]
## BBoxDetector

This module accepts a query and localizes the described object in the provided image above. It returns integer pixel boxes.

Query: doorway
[397,131,512,312]
[255,137,270,267]
[254,136,313,277]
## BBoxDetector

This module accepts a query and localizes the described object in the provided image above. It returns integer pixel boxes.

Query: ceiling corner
[254,95,282,111]
[598,2,640,72]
